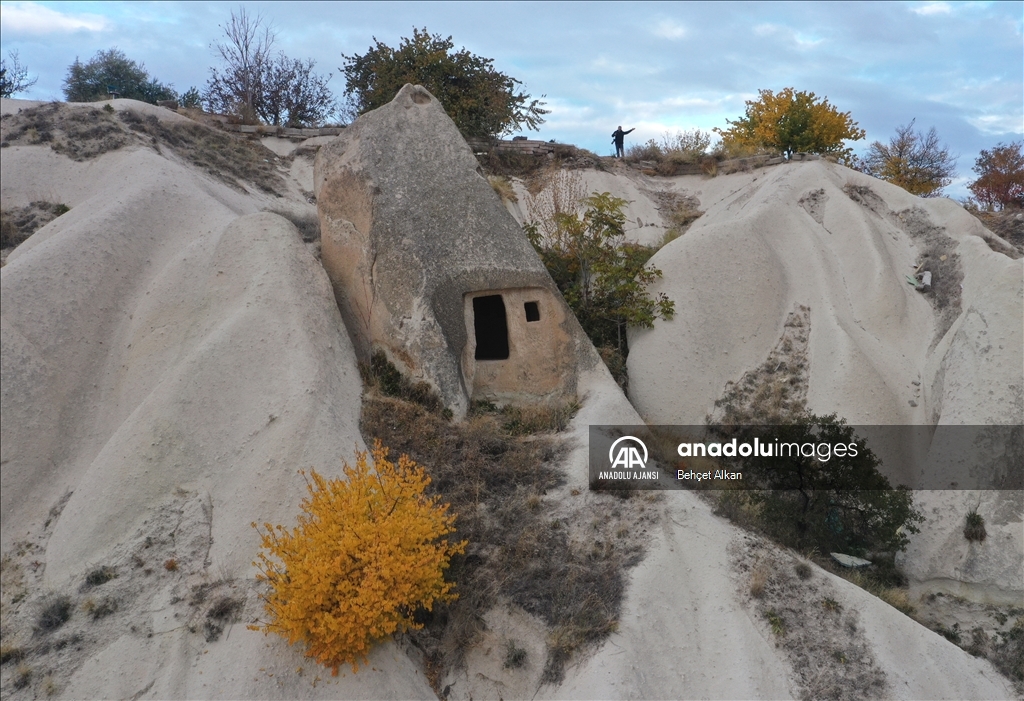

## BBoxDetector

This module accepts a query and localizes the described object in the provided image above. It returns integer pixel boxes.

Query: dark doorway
[524,301,540,322]
[473,295,510,360]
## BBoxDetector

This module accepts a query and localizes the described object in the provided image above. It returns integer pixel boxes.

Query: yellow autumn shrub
[250,440,466,674]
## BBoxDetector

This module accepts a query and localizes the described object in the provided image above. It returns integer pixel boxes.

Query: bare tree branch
[0,50,38,98]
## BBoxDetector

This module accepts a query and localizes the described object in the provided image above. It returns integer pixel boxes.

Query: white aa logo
[609,436,648,470]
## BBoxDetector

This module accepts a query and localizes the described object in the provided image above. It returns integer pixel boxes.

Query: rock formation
[314,84,591,415]
[622,158,1023,603]
[1,96,1018,699]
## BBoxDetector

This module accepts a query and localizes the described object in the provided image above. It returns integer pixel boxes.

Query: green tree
[715,87,865,160]
[526,192,674,355]
[62,48,175,104]
[861,120,958,197]
[341,28,548,138]
[178,86,202,109]
[969,141,1024,210]
[726,414,923,556]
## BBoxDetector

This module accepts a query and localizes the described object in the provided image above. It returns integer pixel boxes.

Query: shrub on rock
[250,441,465,673]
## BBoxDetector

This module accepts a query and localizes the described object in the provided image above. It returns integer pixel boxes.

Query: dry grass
[360,384,642,685]
[0,103,286,195]
[13,663,31,690]
[0,201,69,250]
[503,639,528,669]
[524,168,585,239]
[482,400,580,437]
[81,566,117,590]
[731,537,887,700]
[0,644,23,665]
[42,675,58,696]
[361,350,449,416]
[708,305,811,425]
[1,102,129,159]
[203,595,242,642]
[36,595,72,633]
[652,191,703,246]
[750,562,769,598]
[625,129,713,175]
[81,597,116,621]
[488,175,518,204]
[972,208,1024,256]
[815,555,915,617]
[117,111,285,194]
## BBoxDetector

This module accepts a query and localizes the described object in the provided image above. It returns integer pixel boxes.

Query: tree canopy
[526,192,674,357]
[251,441,464,674]
[861,120,958,197]
[341,28,548,138]
[722,414,924,556]
[969,141,1024,211]
[715,87,865,160]
[62,48,175,104]
[204,8,336,127]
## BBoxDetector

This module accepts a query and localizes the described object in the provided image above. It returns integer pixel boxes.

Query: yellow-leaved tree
[250,440,466,674]
[715,87,865,161]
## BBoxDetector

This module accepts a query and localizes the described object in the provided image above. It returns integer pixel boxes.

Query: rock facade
[314,84,590,415]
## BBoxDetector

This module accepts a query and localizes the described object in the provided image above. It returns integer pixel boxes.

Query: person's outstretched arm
[625,128,635,135]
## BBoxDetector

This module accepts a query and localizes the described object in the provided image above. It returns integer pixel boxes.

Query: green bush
[964,509,986,542]
[525,192,674,357]
[720,413,924,556]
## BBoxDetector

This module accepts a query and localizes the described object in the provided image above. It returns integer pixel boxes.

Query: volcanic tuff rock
[314,84,593,416]
[1,96,1018,700]
[622,158,1023,601]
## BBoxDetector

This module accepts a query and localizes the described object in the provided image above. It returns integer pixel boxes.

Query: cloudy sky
[2,1,1021,197]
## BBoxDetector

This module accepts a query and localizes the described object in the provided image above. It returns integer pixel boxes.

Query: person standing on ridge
[612,125,635,158]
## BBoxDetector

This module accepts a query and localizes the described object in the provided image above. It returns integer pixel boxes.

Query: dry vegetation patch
[731,535,888,700]
[0,102,129,159]
[843,184,964,343]
[1,102,286,195]
[0,201,70,264]
[0,488,250,700]
[650,190,703,247]
[708,304,811,426]
[914,592,1024,689]
[973,209,1024,257]
[359,360,654,686]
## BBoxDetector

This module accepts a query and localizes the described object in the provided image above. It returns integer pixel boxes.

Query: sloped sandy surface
[2,99,1018,699]
[1,111,433,697]
[623,160,1023,600]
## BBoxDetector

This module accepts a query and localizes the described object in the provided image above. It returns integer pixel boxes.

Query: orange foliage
[250,440,466,674]
[715,87,865,160]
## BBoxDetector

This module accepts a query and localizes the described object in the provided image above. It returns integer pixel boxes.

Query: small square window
[524,301,540,322]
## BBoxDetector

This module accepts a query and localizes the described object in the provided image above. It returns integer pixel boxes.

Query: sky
[1,1,1021,198]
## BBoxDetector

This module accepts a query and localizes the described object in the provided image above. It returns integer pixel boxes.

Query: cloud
[0,1,109,34]
[967,113,1024,136]
[653,19,687,40]
[753,22,822,47]
[911,2,953,16]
